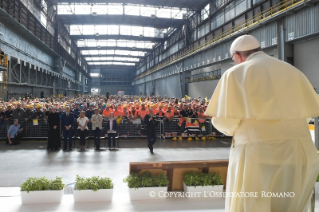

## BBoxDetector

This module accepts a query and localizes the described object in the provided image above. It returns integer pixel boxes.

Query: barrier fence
[0,117,222,141]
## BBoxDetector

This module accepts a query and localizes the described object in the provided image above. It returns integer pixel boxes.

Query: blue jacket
[106,119,117,132]
[85,109,94,119]
[73,109,80,118]
[61,112,74,130]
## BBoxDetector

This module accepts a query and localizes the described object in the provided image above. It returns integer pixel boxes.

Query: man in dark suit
[61,106,74,150]
[144,109,157,154]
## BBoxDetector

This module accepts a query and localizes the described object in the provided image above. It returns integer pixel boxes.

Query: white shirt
[77,117,88,130]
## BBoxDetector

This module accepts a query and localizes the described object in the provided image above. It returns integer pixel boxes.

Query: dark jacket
[12,108,25,122]
[5,110,13,120]
[48,112,60,128]
[73,108,80,118]
[85,109,94,119]
[61,112,74,130]
[106,118,117,133]
[23,110,33,120]
[144,114,156,135]
[32,109,45,119]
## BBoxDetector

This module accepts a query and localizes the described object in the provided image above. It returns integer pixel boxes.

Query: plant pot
[128,186,168,200]
[21,189,64,204]
[183,182,223,198]
[73,188,113,202]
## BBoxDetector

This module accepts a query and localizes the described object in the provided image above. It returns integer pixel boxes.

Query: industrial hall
[0,0,319,211]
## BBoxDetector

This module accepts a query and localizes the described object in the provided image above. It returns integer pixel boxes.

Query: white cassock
[205,51,319,212]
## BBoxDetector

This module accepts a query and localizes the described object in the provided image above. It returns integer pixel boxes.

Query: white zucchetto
[230,35,261,56]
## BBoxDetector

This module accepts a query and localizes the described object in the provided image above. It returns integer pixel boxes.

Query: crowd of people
[2,94,211,153]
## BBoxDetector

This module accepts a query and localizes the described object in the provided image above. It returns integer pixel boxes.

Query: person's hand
[9,140,12,145]
[53,125,57,129]
[20,128,23,131]
[36,116,39,119]
[25,118,28,122]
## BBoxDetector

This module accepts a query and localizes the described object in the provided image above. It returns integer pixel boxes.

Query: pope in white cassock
[205,35,319,212]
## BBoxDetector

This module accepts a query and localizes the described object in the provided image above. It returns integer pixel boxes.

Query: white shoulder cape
[205,52,319,120]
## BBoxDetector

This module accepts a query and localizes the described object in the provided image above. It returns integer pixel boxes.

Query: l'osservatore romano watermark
[149,191,296,198]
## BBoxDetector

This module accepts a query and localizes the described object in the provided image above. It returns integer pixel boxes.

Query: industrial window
[225,2,235,22]
[253,0,264,5]
[201,4,210,21]
[235,0,246,15]
[86,57,139,62]
[81,50,146,57]
[59,4,186,19]
[87,62,135,66]
[215,9,224,28]
[77,40,154,49]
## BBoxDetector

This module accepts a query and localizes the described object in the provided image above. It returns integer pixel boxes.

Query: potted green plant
[73,175,113,202]
[123,171,169,200]
[183,172,223,197]
[20,176,65,204]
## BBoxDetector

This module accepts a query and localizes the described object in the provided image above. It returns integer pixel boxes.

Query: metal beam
[78,46,151,52]
[71,34,164,42]
[89,64,136,68]
[51,0,210,10]
[86,60,137,63]
[82,54,144,59]
[58,14,184,28]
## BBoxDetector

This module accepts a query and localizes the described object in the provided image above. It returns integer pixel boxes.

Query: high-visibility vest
[174,110,180,117]
[103,109,111,117]
[178,117,186,126]
[157,111,165,117]
[166,111,173,119]
[186,121,200,127]
[113,110,120,118]
[198,112,206,123]
[140,109,148,119]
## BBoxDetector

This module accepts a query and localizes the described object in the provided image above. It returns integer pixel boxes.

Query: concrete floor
[0,138,232,212]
